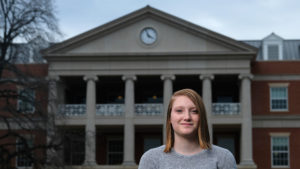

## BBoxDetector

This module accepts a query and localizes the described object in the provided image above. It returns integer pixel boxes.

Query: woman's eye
[191,110,198,114]
[175,109,183,113]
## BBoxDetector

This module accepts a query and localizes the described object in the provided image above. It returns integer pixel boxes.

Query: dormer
[262,33,283,60]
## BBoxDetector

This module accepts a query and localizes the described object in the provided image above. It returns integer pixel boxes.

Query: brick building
[2,6,300,169]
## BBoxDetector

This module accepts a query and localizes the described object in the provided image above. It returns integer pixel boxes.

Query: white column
[239,74,257,168]
[200,74,214,143]
[46,76,60,164]
[122,75,137,165]
[83,75,98,166]
[160,75,175,144]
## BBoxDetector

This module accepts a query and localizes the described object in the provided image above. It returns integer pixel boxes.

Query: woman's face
[170,95,200,138]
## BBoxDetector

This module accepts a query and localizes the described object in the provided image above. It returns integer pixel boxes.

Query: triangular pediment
[43,6,257,57]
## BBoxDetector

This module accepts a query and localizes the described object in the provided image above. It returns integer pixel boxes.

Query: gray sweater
[138,145,237,169]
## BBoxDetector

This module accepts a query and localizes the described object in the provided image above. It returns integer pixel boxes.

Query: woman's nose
[183,111,191,120]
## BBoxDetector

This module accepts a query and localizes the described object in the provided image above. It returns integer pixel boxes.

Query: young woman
[138,89,237,169]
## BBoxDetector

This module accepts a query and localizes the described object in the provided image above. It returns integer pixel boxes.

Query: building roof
[242,34,300,60]
[42,5,257,56]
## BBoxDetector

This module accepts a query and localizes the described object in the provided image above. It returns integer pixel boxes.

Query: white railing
[212,103,240,115]
[58,103,164,116]
[135,103,163,116]
[58,104,86,116]
[96,104,124,116]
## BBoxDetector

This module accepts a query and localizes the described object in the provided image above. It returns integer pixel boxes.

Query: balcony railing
[58,104,86,116]
[57,103,163,116]
[212,103,240,115]
[135,103,163,116]
[96,104,124,116]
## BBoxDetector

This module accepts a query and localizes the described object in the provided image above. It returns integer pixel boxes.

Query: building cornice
[45,51,255,62]
[253,75,300,81]
[253,115,300,128]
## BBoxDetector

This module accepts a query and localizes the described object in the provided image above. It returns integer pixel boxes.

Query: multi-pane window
[18,88,35,113]
[270,87,288,111]
[107,139,123,164]
[144,137,161,153]
[271,136,289,167]
[63,131,85,165]
[268,44,279,60]
[16,137,33,167]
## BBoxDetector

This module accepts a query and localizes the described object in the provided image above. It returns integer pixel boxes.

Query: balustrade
[135,103,163,116]
[58,103,239,116]
[58,104,86,116]
[212,103,240,115]
[96,104,124,116]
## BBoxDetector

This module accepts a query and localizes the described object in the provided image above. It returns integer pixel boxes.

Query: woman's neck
[173,135,202,155]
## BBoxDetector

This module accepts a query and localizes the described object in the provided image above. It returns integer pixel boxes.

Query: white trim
[269,86,288,112]
[268,83,289,87]
[254,75,300,81]
[269,132,290,137]
[270,135,290,168]
[263,41,283,61]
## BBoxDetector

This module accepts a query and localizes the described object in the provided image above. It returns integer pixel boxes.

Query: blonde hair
[164,88,211,153]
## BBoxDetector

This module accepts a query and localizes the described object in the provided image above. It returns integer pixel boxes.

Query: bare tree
[0,0,63,169]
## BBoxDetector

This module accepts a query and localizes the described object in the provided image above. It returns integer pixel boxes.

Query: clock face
[140,27,157,45]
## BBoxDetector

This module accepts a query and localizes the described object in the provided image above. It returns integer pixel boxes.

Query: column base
[122,161,136,166]
[83,161,97,166]
[238,160,257,169]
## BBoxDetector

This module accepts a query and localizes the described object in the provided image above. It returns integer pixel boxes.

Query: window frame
[263,41,283,61]
[270,133,290,168]
[17,88,35,113]
[267,44,280,60]
[16,136,34,168]
[63,130,85,165]
[106,137,123,165]
[269,83,289,112]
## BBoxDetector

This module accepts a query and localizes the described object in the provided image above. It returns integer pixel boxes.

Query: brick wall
[252,61,300,75]
[252,81,300,115]
[253,128,300,169]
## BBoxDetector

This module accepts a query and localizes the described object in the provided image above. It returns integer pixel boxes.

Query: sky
[55,0,300,41]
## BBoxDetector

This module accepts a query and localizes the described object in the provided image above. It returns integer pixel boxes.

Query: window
[107,139,123,164]
[144,137,161,152]
[268,44,279,60]
[271,136,289,167]
[16,137,33,167]
[63,131,85,165]
[18,88,35,113]
[262,33,283,60]
[270,87,288,111]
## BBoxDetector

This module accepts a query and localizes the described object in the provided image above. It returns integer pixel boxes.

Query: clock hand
[146,30,154,39]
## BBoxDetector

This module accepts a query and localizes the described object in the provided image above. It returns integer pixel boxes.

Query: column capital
[46,75,60,82]
[239,73,254,80]
[199,74,214,80]
[160,74,175,81]
[83,75,98,82]
[122,75,137,81]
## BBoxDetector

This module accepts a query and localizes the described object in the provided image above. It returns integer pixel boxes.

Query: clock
[140,27,157,45]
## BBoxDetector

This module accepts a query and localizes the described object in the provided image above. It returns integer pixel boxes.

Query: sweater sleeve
[138,149,158,169]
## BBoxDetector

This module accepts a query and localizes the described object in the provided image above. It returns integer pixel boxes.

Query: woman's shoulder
[209,145,237,168]
[138,145,165,169]
[142,145,165,157]
[210,145,231,154]
[208,145,236,161]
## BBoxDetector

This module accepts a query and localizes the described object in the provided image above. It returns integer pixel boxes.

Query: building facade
[2,6,300,169]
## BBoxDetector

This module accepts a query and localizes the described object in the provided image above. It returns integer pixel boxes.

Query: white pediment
[64,18,233,54]
[44,6,256,56]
